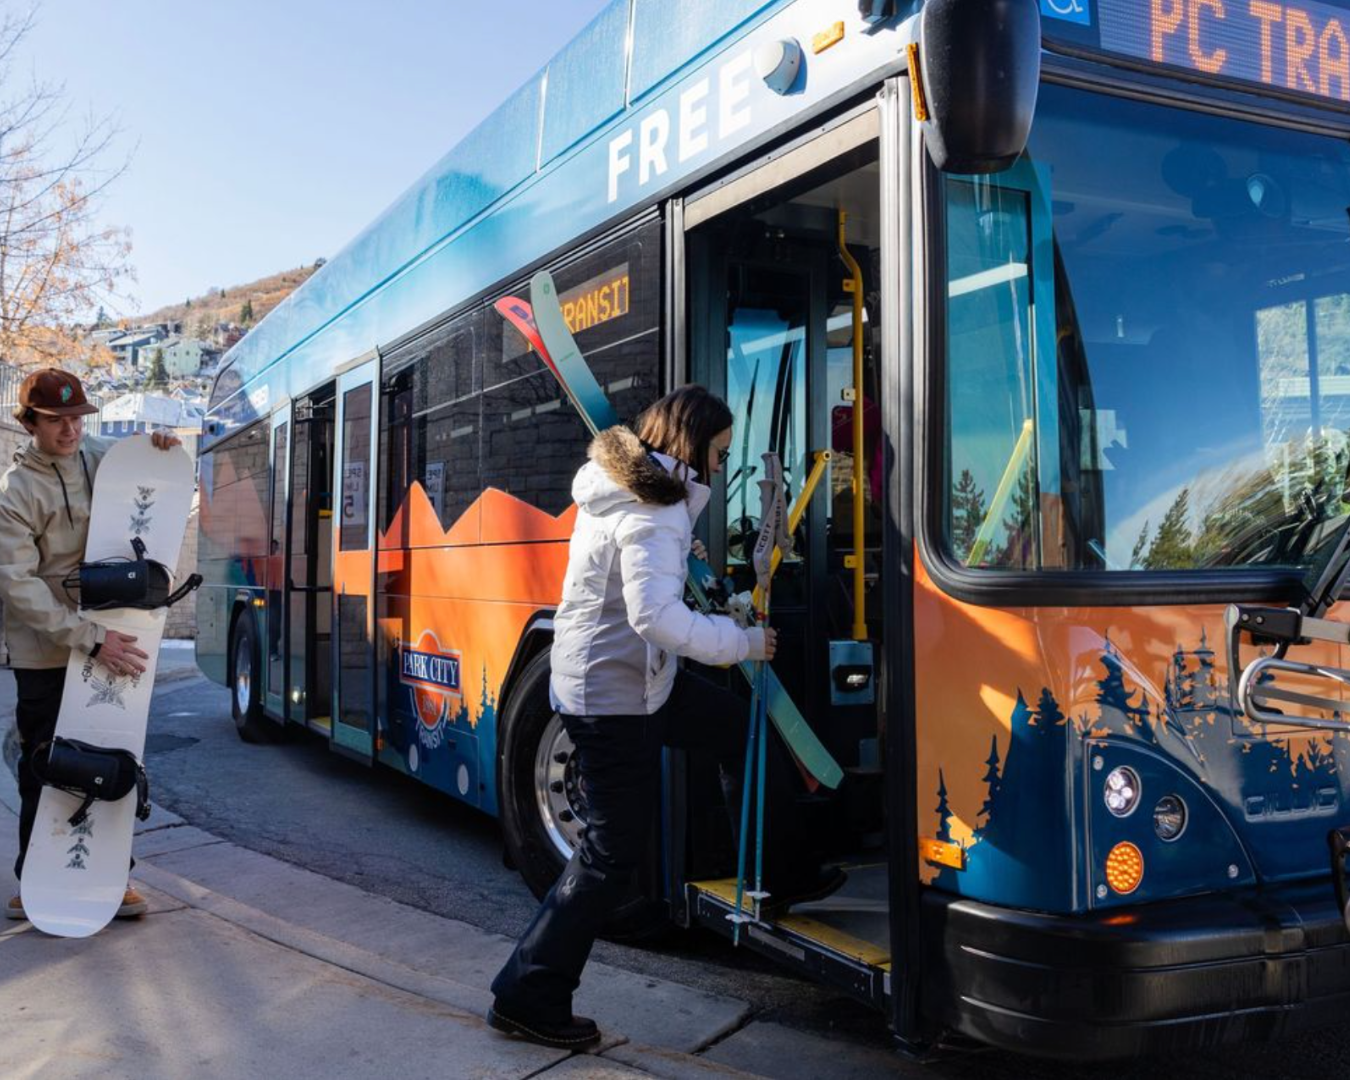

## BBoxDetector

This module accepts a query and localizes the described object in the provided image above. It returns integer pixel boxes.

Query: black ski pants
[12,666,134,882]
[490,668,807,1024]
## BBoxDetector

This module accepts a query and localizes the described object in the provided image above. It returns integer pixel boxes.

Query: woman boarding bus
[197,0,1350,1059]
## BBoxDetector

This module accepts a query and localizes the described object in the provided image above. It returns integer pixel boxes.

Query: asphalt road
[144,671,1350,1079]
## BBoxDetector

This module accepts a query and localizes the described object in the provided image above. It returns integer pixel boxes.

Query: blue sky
[25,0,609,315]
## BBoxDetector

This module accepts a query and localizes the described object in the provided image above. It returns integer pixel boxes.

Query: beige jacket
[0,435,113,669]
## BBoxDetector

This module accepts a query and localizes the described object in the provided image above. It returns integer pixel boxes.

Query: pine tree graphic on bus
[931,631,1345,907]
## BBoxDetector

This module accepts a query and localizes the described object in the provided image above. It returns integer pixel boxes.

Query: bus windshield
[943,83,1350,573]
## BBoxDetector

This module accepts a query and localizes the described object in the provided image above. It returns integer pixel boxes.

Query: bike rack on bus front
[1228,605,1350,934]
[1226,518,1350,933]
[1227,606,1350,733]
[1226,514,1350,734]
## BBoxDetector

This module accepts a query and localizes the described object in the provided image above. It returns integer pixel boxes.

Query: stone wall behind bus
[0,422,25,467]
[163,493,199,639]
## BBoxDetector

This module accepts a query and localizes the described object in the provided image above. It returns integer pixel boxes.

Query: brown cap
[15,368,98,420]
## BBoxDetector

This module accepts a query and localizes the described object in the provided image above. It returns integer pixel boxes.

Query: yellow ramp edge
[690,878,891,969]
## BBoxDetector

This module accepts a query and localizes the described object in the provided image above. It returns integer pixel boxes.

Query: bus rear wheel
[498,648,669,943]
[230,613,272,744]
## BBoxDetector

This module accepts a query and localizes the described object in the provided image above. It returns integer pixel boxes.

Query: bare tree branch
[0,2,132,367]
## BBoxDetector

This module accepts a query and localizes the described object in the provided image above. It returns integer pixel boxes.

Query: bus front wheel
[230,613,271,744]
[498,648,669,942]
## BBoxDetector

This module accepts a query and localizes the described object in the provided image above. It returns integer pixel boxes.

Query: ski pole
[752,613,769,920]
[732,671,760,945]
[748,452,790,924]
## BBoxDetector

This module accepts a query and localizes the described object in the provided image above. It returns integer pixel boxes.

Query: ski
[500,276,842,790]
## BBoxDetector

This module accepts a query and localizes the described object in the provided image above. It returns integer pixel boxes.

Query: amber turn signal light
[1105,842,1144,895]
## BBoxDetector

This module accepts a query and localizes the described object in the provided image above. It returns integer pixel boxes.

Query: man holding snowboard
[2,369,179,922]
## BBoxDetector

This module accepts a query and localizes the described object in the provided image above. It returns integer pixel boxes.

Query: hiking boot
[5,894,25,921]
[116,886,147,918]
[487,1006,601,1049]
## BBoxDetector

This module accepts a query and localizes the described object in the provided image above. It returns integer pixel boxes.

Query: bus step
[689,878,889,1009]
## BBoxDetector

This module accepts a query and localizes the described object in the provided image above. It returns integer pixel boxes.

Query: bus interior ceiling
[686,149,890,966]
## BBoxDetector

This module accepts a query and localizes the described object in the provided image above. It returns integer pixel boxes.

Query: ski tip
[530,268,557,300]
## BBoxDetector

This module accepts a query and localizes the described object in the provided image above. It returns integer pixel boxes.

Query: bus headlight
[1153,794,1187,842]
[1104,766,1141,817]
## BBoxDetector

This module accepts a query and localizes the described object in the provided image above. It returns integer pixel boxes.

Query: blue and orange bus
[197,0,1350,1058]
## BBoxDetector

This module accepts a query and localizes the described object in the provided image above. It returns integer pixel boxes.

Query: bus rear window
[941,85,1350,574]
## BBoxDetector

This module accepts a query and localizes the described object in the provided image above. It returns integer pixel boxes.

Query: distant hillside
[139,262,323,340]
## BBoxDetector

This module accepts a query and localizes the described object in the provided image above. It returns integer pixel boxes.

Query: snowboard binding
[64,536,202,612]
[30,737,150,828]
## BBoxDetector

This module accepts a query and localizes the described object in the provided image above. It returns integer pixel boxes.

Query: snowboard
[22,435,195,937]
[496,281,843,790]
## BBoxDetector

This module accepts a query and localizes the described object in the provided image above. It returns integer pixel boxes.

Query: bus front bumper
[922,878,1350,1060]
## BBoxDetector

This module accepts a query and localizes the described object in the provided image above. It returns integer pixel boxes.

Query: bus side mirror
[918,0,1042,174]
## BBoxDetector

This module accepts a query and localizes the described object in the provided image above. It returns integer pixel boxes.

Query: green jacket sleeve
[0,483,104,655]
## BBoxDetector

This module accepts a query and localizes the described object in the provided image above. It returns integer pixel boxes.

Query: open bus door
[331,355,380,762]
[678,108,895,1007]
[264,402,291,721]
[286,387,335,731]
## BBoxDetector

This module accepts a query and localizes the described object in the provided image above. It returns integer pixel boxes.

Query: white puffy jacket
[549,426,765,716]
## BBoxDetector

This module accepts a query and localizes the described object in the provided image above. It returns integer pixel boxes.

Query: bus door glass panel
[720,255,822,728]
[334,369,377,758]
[942,158,1055,570]
[725,263,810,574]
[697,241,826,719]
[266,415,289,713]
[375,370,413,764]
[288,398,334,724]
[691,148,884,735]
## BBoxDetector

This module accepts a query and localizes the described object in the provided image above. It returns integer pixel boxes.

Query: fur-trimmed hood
[574,425,701,517]
[551,425,757,717]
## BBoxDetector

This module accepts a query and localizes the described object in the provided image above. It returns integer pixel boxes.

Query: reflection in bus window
[942,85,1350,573]
[944,179,1036,570]
[725,297,807,565]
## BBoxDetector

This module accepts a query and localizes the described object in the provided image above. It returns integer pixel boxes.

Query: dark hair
[635,385,733,480]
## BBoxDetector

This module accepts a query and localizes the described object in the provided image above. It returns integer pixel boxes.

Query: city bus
[197,0,1350,1058]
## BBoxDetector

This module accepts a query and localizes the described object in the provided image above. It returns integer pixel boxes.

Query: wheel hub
[235,637,252,715]
[534,714,587,859]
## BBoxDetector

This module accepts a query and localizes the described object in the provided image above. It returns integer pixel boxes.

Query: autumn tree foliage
[0,7,131,368]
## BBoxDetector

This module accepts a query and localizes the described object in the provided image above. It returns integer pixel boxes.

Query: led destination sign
[1045,0,1350,105]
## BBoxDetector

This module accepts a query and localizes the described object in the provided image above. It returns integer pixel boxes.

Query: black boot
[761,865,848,918]
[487,1005,601,1049]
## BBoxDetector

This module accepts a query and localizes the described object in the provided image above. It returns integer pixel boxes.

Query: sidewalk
[0,659,828,1080]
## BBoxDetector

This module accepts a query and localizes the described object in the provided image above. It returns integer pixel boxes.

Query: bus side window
[481,220,664,515]
[379,373,413,541]
[381,310,483,540]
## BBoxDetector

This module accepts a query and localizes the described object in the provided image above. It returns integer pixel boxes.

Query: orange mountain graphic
[380,481,576,549]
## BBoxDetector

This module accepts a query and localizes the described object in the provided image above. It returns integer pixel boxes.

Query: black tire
[498,649,669,942]
[229,613,272,744]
